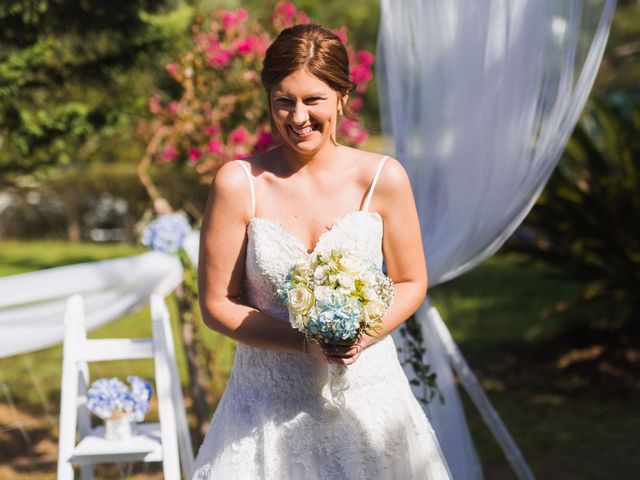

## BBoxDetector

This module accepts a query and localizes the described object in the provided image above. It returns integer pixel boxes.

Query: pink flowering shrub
[143,1,374,184]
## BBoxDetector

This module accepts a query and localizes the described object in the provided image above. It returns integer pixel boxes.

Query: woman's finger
[327,352,361,365]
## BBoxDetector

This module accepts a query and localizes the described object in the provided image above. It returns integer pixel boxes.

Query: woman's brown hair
[261,24,357,119]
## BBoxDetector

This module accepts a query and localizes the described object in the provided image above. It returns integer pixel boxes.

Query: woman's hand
[317,335,373,365]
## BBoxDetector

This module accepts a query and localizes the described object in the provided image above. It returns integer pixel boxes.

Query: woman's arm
[199,161,322,358]
[326,157,427,365]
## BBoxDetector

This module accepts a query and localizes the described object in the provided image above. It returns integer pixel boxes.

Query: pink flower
[351,64,372,87]
[274,1,297,27]
[221,11,237,30]
[209,50,233,67]
[149,95,162,114]
[279,1,296,18]
[221,8,248,30]
[332,27,348,44]
[206,36,220,54]
[338,120,368,146]
[229,126,250,144]
[166,63,178,74]
[236,35,257,55]
[168,101,180,115]
[236,8,248,22]
[207,139,224,155]
[237,39,251,54]
[204,125,220,136]
[162,143,178,162]
[296,12,310,24]
[349,97,363,113]
[253,130,274,153]
[357,51,375,68]
[188,148,202,162]
[255,33,270,55]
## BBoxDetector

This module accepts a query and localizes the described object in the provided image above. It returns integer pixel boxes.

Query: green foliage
[397,316,443,405]
[600,1,640,92]
[0,0,187,182]
[509,96,640,341]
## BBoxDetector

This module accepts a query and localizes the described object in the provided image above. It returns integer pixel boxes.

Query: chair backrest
[57,293,194,479]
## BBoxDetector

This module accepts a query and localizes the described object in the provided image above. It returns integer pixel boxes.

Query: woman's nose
[291,102,309,125]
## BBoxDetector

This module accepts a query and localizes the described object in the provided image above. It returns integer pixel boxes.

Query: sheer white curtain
[0,251,183,358]
[378,0,616,478]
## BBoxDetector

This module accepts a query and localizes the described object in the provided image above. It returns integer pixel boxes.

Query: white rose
[289,311,307,330]
[362,270,377,286]
[294,259,314,279]
[313,265,329,282]
[363,287,378,301]
[337,285,352,297]
[288,287,315,315]
[340,255,363,276]
[338,272,355,289]
[364,299,387,321]
[317,251,332,263]
[314,286,334,304]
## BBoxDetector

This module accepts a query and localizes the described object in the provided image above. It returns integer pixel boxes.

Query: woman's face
[270,68,344,156]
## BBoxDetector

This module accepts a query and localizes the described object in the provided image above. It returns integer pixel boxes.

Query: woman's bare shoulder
[212,160,250,194]
[340,147,406,185]
[358,152,411,207]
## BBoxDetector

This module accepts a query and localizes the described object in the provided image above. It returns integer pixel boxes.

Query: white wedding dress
[190,157,452,480]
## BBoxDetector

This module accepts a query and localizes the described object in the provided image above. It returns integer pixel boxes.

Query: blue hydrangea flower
[141,214,192,254]
[277,274,293,305]
[126,376,153,422]
[86,377,130,419]
[308,297,362,342]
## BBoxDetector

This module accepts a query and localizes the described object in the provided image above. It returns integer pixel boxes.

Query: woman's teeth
[291,125,313,136]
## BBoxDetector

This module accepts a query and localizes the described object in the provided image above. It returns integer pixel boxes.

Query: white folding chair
[57,293,194,479]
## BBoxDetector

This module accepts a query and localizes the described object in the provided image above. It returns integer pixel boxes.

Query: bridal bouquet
[278,249,394,406]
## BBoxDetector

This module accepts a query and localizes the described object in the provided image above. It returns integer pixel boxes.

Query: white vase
[104,415,134,441]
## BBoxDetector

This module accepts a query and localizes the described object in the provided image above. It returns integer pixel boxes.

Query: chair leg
[58,296,84,480]
[152,295,182,479]
[80,464,95,480]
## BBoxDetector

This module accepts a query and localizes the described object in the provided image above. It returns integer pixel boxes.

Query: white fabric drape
[378,0,615,478]
[378,0,615,286]
[0,251,183,358]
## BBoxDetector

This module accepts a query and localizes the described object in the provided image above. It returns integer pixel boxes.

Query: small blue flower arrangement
[86,376,153,422]
[141,213,192,254]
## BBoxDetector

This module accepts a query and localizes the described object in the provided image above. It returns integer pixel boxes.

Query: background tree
[0,0,189,186]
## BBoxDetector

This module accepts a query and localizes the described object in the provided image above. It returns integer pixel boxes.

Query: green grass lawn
[0,241,638,479]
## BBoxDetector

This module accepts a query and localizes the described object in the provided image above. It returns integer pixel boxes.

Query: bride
[190,23,452,480]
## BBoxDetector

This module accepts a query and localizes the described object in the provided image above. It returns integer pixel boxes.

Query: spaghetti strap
[236,160,256,218]
[363,155,389,212]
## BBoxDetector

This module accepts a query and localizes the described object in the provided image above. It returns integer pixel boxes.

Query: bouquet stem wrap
[329,364,349,408]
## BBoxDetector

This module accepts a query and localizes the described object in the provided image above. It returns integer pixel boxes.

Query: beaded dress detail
[189,157,452,480]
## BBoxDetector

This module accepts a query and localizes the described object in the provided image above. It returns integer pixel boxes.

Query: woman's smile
[289,123,317,139]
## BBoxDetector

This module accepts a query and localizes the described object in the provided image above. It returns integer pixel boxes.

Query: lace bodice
[244,210,384,323]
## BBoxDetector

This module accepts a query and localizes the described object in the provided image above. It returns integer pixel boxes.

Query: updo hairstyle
[261,24,357,119]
